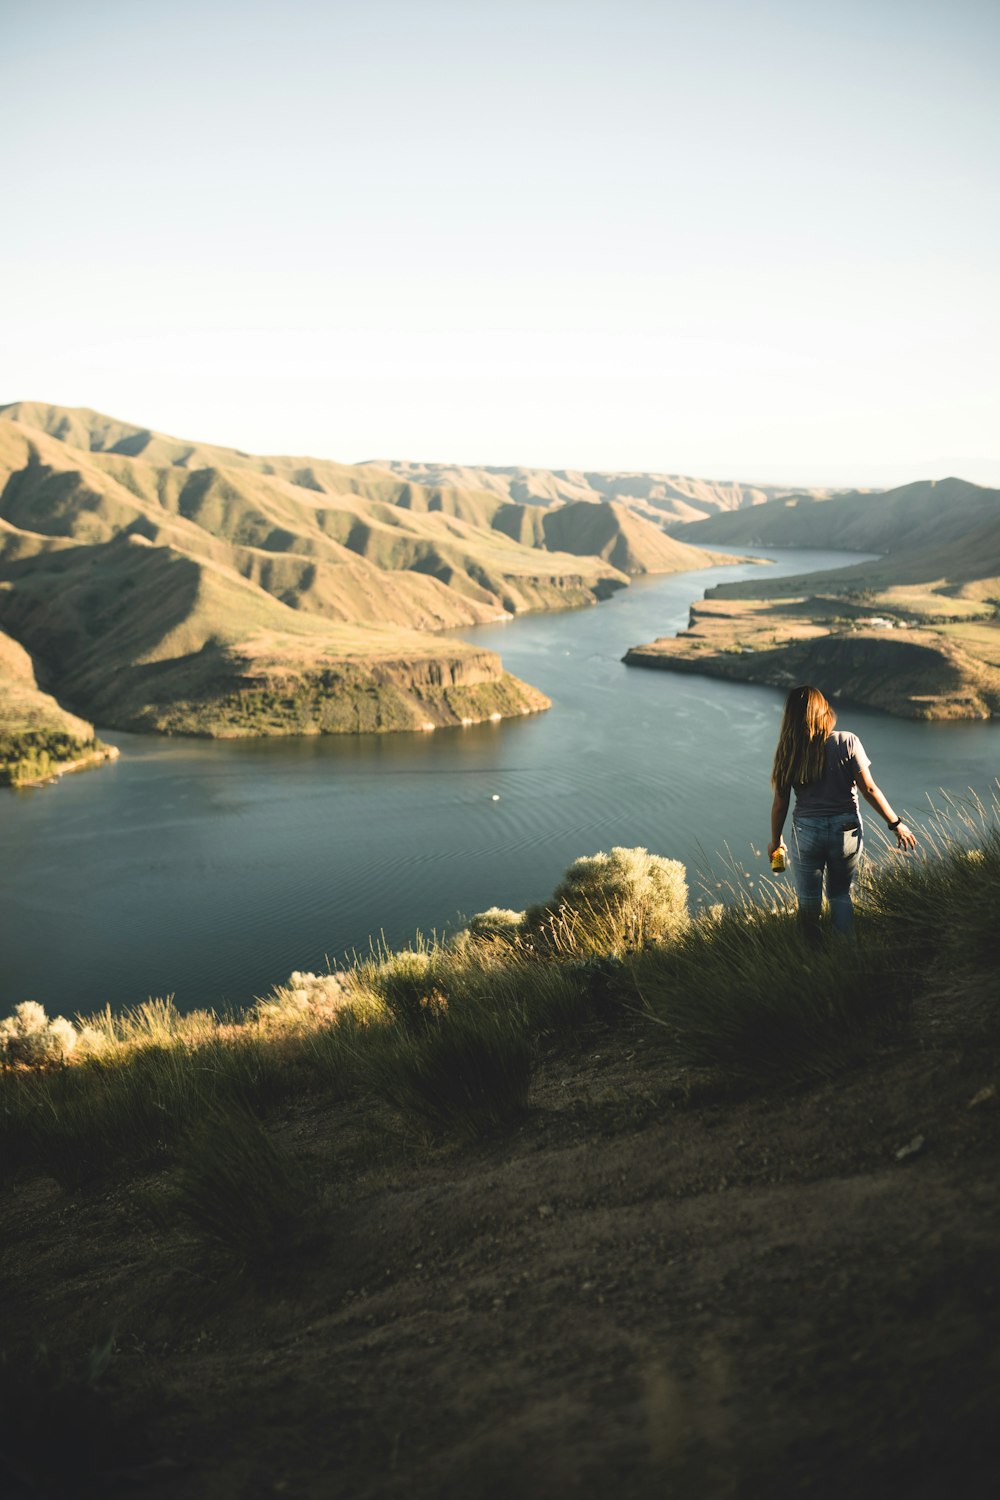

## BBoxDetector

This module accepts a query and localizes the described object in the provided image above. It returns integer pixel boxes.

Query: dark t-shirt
[790,730,870,818]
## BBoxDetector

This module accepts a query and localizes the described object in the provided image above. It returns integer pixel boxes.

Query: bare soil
[2,981,999,1500]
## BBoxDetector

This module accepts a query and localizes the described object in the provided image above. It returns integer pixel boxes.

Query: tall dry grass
[169,1102,313,1275]
[638,789,999,1084]
[1,821,997,1184]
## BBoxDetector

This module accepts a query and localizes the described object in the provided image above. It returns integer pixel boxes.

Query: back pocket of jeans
[841,825,861,859]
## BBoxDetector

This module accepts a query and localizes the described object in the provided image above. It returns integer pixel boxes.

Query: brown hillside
[540,500,743,575]
[373,458,834,525]
[0,418,571,737]
[682,476,999,565]
[1,405,728,581]
[0,403,769,747]
[0,626,94,740]
[695,476,1000,626]
[623,477,1000,720]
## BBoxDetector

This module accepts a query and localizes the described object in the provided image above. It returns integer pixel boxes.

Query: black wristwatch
[888,817,902,830]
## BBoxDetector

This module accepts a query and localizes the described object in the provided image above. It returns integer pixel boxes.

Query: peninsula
[0,403,745,778]
[626,477,1000,719]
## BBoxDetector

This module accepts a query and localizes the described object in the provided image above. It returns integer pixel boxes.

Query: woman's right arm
[856,764,917,849]
[768,785,791,857]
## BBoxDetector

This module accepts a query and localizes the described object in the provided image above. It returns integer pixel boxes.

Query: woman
[768,685,917,938]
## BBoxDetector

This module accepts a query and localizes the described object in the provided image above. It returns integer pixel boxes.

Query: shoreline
[4,741,121,789]
[0,552,735,761]
[623,596,1000,721]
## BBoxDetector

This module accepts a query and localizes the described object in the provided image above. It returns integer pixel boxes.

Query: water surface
[2,547,997,1015]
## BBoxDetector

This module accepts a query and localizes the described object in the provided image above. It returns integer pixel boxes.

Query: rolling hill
[625,477,1000,719]
[679,476,1000,609]
[0,403,739,754]
[374,457,834,526]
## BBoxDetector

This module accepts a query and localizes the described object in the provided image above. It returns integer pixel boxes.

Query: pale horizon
[3,0,998,489]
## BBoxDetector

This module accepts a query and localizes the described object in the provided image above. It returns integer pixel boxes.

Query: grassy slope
[539,499,747,574]
[625,478,1000,718]
[0,627,91,738]
[1,826,997,1498]
[0,627,114,783]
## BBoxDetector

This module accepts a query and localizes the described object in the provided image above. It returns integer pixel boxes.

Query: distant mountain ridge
[0,402,738,750]
[372,457,839,526]
[680,475,1000,604]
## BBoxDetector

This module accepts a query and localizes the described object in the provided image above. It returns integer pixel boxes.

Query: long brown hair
[771,684,837,789]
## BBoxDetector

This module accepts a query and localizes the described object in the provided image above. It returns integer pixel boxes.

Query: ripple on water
[3,550,999,1013]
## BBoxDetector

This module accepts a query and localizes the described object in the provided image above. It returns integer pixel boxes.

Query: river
[2,546,998,1016]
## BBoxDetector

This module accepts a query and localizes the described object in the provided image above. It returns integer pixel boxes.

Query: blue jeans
[791,814,863,937]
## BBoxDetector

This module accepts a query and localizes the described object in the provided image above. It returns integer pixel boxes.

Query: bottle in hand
[771,845,787,873]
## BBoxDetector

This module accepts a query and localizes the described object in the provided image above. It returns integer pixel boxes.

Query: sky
[2,0,998,486]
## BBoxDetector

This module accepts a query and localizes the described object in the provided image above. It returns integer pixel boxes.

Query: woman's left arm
[856,763,917,850]
[768,786,791,857]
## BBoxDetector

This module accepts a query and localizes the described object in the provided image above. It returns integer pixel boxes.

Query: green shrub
[298,1010,374,1095]
[859,824,1000,972]
[0,1001,79,1066]
[253,969,365,1029]
[561,954,632,1020]
[362,938,597,1041]
[464,907,527,942]
[0,729,103,786]
[526,846,690,957]
[450,957,593,1033]
[355,949,445,1028]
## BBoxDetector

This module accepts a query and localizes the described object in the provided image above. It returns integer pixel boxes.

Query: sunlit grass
[2,810,997,1186]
